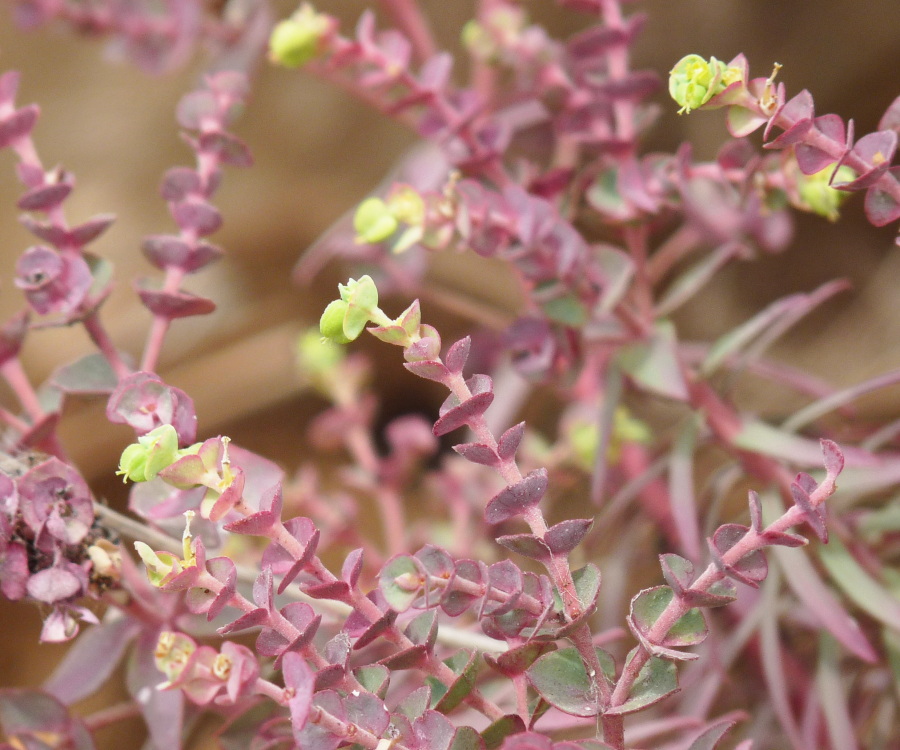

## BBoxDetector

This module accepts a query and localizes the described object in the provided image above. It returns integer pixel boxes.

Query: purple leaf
[484,641,555,678]
[303,580,352,602]
[171,198,223,236]
[404,359,451,383]
[18,182,71,212]
[497,422,525,461]
[142,234,223,273]
[789,481,827,542]
[864,174,900,226]
[414,709,456,750]
[496,533,551,561]
[0,104,38,148]
[708,524,767,588]
[136,282,216,319]
[341,548,364,588]
[441,559,482,616]
[344,691,390,736]
[199,131,253,168]
[544,518,593,555]
[282,652,315,735]
[161,167,202,202]
[880,95,900,133]
[44,617,136,704]
[217,607,268,634]
[445,337,471,374]
[794,114,845,174]
[484,468,548,524]
[452,441,499,466]
[379,644,428,670]
[434,375,495,436]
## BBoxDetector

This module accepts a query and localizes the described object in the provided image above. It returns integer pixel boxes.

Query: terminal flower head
[669,54,743,114]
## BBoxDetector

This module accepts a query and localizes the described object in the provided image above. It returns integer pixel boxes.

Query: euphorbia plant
[0,1,898,749]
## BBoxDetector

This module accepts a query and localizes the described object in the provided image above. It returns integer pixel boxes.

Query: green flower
[353,186,426,253]
[319,275,387,344]
[116,424,181,483]
[354,198,398,244]
[669,54,742,114]
[796,165,855,222]
[269,3,334,68]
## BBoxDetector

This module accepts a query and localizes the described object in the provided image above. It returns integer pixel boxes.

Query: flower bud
[796,165,855,221]
[319,299,353,344]
[116,424,181,483]
[269,4,334,68]
[669,54,742,114]
[354,197,399,244]
[134,542,181,587]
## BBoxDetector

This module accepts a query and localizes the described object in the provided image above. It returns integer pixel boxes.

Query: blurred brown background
[0,0,897,745]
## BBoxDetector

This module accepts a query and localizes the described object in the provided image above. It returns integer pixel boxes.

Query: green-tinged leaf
[817,535,900,631]
[485,641,555,677]
[51,353,120,394]
[572,563,602,611]
[396,685,430,719]
[883,628,900,702]
[449,726,484,750]
[526,647,614,717]
[587,169,632,221]
[629,586,707,648]
[367,324,409,345]
[605,648,678,715]
[86,252,113,298]
[379,555,422,612]
[816,632,857,750]
[595,244,634,315]
[481,715,526,749]
[615,321,689,401]
[686,719,736,750]
[858,499,900,537]
[732,419,829,467]
[542,294,587,327]
[406,611,438,650]
[656,244,743,317]
[353,665,389,698]
[434,650,480,714]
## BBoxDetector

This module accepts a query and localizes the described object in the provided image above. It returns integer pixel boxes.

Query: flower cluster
[0,453,110,642]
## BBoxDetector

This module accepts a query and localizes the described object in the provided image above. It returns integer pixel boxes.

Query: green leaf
[434,650,480,714]
[378,555,421,612]
[449,726,484,750]
[629,586,707,648]
[353,665,389,698]
[686,719,736,750]
[817,535,900,631]
[573,563,602,610]
[51,353,119,394]
[480,715,526,750]
[605,648,678,715]
[526,647,615,717]
[615,321,689,401]
[541,293,587,327]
